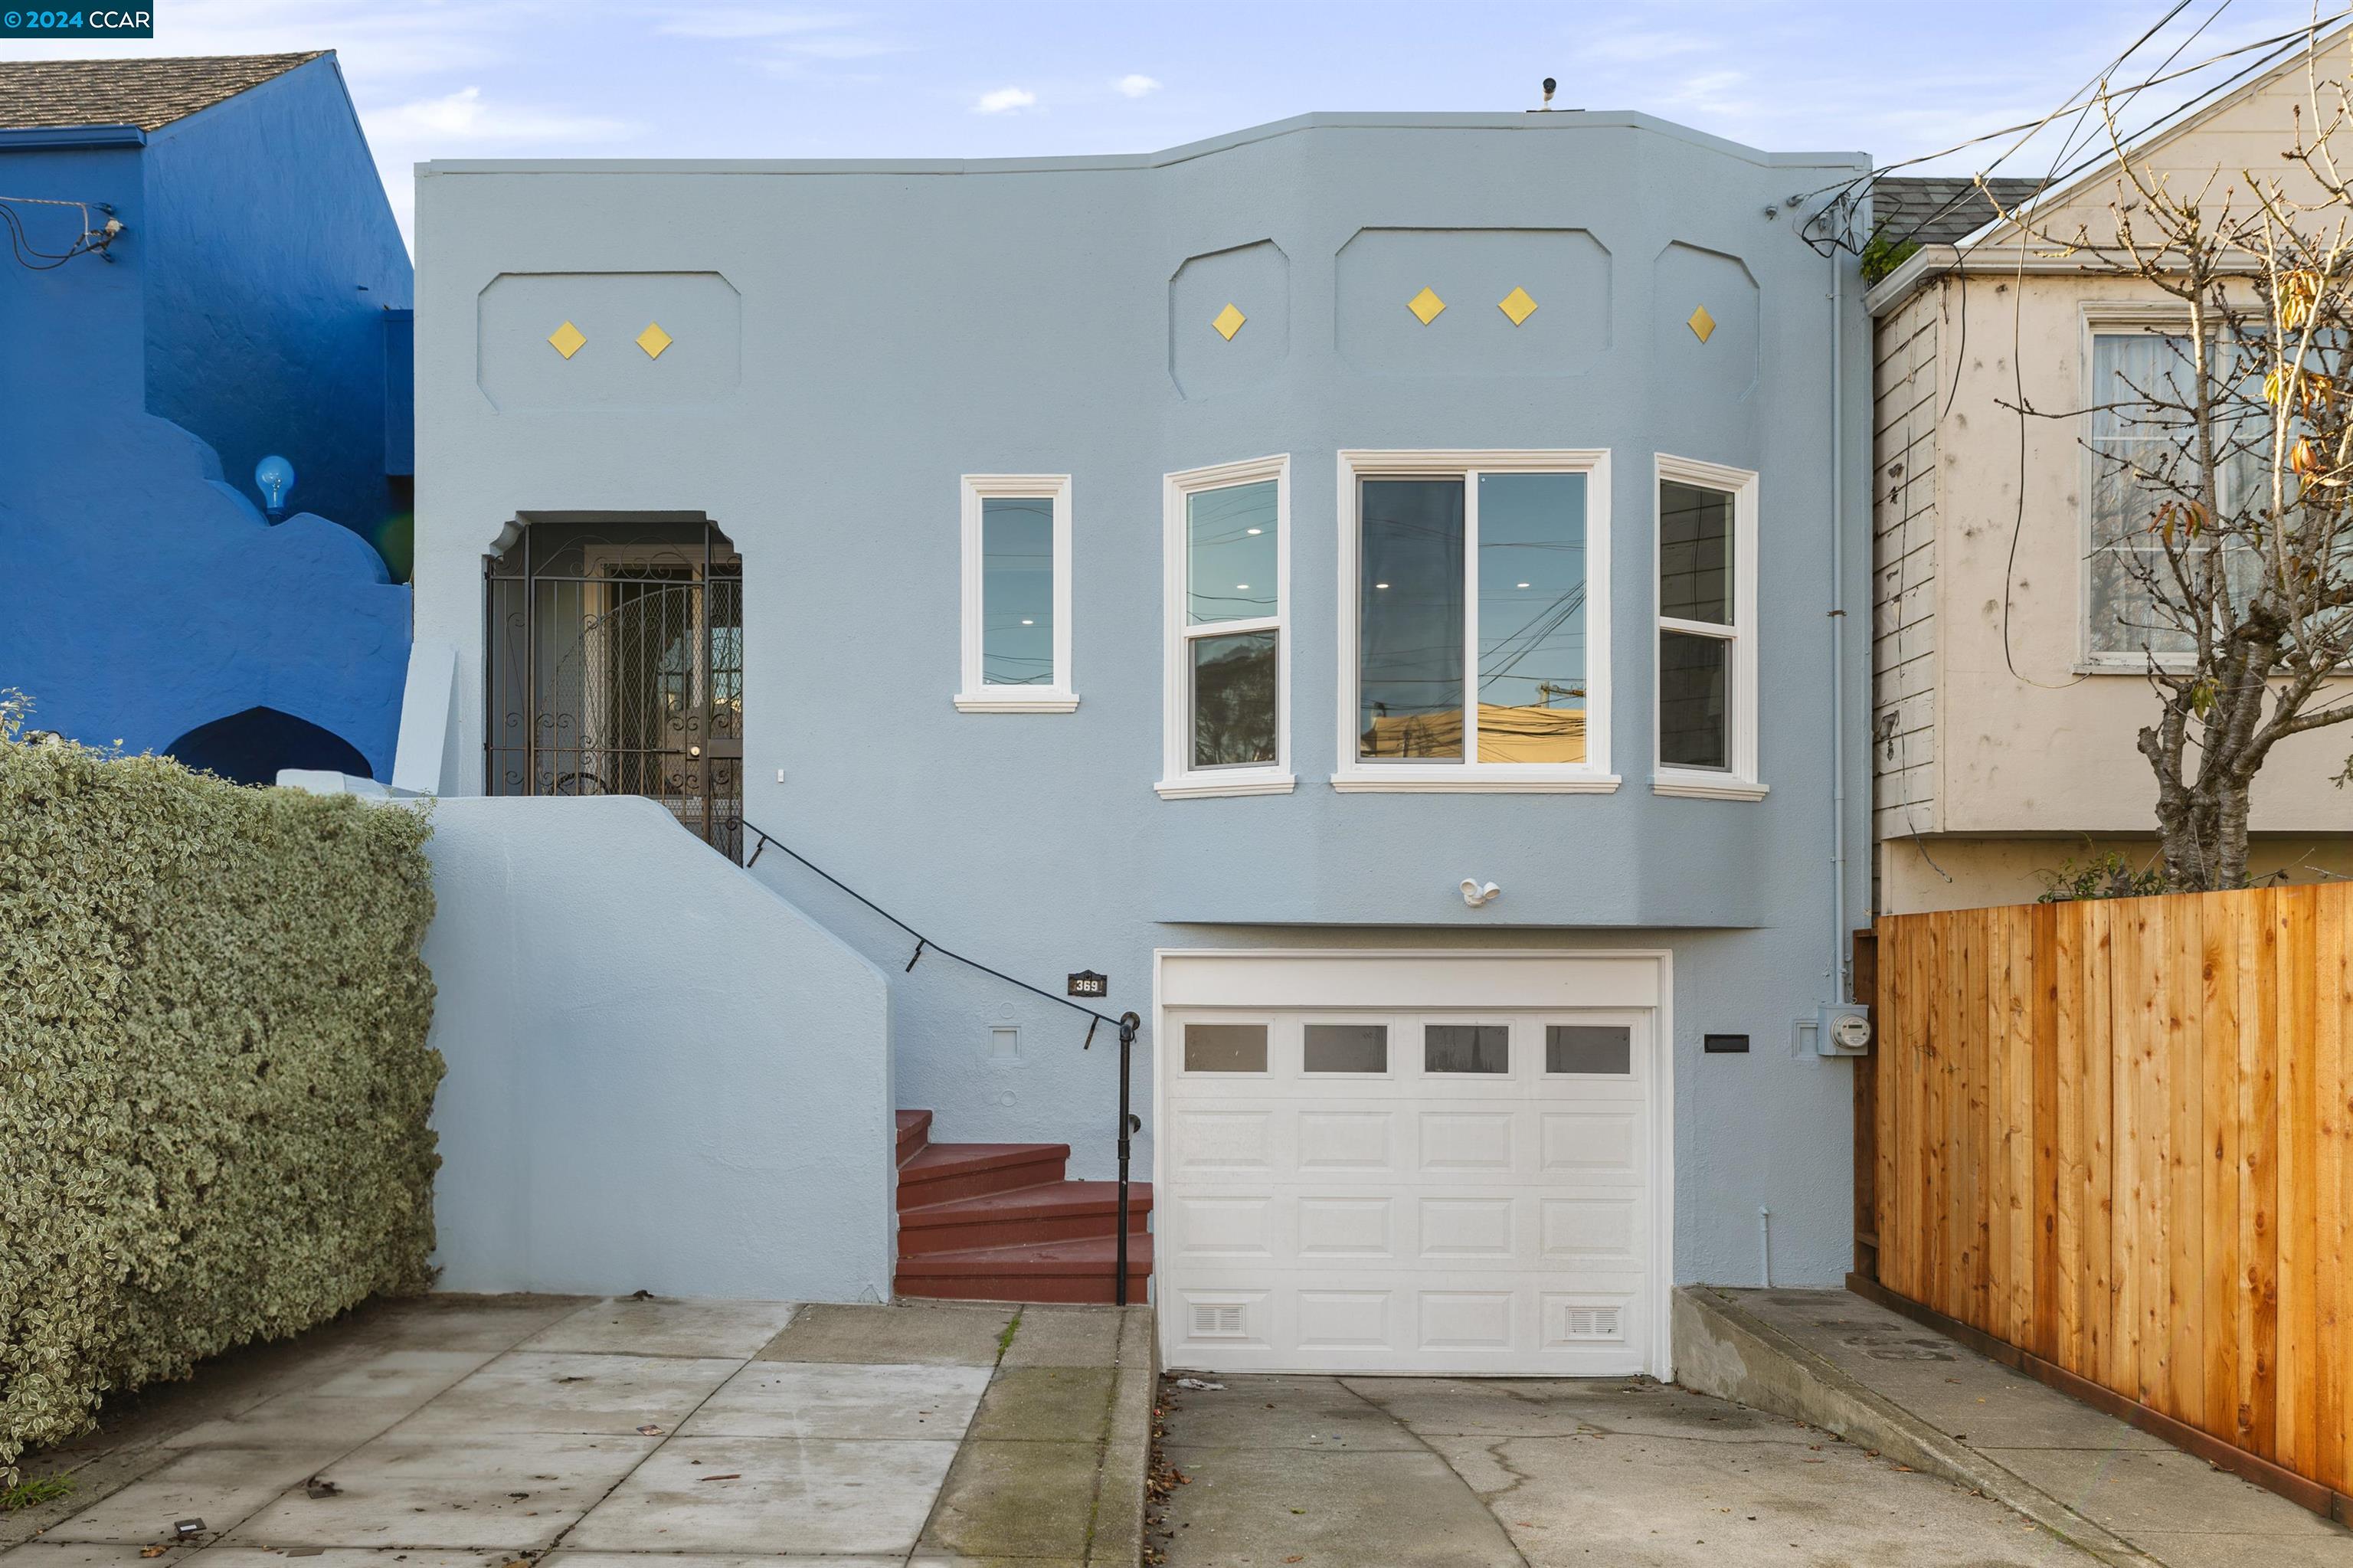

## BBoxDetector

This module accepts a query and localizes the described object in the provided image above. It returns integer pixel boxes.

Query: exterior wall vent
[1190,1302,1246,1338]
[1560,1305,1622,1340]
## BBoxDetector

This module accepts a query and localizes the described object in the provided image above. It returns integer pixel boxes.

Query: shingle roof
[0,52,325,133]
[1870,175,2047,248]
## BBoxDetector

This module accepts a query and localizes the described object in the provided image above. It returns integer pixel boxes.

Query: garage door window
[1184,1022,1268,1072]
[1304,1023,1388,1073]
[1546,1023,1632,1075]
[1425,1023,1508,1073]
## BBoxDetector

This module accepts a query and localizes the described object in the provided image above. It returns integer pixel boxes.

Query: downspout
[1828,200,1851,1003]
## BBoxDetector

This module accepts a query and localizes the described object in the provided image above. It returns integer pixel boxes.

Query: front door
[486,519,744,859]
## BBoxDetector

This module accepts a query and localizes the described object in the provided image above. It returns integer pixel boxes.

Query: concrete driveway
[2,1294,1150,1568]
[1152,1373,2106,1566]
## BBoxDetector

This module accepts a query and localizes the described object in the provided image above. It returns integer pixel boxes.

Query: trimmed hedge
[0,712,440,1478]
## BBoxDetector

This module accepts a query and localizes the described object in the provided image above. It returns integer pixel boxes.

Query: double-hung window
[1334,450,1613,791]
[957,474,1075,712]
[2083,325,2260,666]
[1653,455,1761,797]
[1160,455,1291,797]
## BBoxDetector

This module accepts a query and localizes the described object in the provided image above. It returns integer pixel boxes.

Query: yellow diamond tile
[1687,304,1716,343]
[1212,303,1247,341]
[1498,286,1538,326]
[636,321,673,359]
[547,320,586,359]
[1407,286,1446,325]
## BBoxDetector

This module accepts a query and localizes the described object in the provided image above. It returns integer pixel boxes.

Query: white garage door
[1156,951,1667,1377]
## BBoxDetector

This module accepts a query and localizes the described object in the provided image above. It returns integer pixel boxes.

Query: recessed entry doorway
[485,518,744,857]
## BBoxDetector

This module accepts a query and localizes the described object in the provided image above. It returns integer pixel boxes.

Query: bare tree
[1985,37,2353,890]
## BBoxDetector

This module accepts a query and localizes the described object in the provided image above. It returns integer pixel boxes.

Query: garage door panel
[1297,1195,1396,1258]
[1540,1195,1644,1265]
[1296,1288,1393,1349]
[1298,1110,1394,1169]
[1539,1109,1643,1174]
[1170,1108,1275,1173]
[1415,1196,1515,1259]
[1417,1111,1514,1170]
[1173,1194,1277,1258]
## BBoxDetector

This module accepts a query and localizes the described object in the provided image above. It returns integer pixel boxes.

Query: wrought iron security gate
[486,520,744,859]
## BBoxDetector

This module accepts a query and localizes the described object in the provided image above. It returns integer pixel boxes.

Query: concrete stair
[893,1108,1152,1304]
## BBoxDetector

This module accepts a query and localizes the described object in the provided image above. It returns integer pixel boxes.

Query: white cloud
[1115,74,1161,99]
[974,86,1038,114]
[369,87,634,144]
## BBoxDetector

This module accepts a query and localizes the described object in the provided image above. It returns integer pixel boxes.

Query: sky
[2,0,2342,243]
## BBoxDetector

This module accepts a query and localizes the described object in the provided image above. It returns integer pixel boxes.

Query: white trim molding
[956,473,1078,712]
[1158,454,1294,799]
[1652,453,1762,798]
[1333,448,1617,794]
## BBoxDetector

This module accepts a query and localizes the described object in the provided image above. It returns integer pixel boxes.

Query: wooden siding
[1874,886,2351,1489]
[1871,282,1939,843]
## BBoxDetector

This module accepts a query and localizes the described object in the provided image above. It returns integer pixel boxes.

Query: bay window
[1652,454,1761,797]
[1334,450,1614,791]
[1160,455,1291,797]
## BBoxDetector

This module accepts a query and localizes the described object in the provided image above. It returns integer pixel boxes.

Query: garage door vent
[1561,1306,1622,1340]
[1190,1303,1247,1338]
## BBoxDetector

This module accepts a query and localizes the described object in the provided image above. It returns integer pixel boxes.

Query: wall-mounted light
[254,454,296,522]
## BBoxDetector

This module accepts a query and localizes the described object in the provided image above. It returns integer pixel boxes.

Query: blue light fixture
[254,454,296,522]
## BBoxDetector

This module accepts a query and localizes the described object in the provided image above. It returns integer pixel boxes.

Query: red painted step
[892,1109,1152,1304]
[895,1233,1155,1306]
[896,1141,1072,1207]
[898,1180,1153,1256]
[895,1108,932,1164]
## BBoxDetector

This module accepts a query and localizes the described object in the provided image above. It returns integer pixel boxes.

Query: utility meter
[1816,1002,1873,1056]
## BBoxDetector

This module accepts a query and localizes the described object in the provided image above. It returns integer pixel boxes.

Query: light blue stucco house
[403,106,1873,1381]
[0,54,413,782]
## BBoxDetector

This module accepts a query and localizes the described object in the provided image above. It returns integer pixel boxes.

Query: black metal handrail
[737,817,1144,1305]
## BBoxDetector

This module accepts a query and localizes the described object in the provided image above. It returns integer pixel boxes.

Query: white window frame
[1159,454,1294,798]
[1333,449,1616,793]
[956,473,1077,712]
[2076,303,2246,673]
[1652,453,1762,799]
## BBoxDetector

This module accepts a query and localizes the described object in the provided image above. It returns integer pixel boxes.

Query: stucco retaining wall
[421,794,895,1300]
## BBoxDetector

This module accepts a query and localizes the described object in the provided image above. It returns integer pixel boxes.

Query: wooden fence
[1870,885,2353,1501]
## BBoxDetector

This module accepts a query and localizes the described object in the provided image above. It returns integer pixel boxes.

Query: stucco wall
[1893,271,2353,840]
[0,132,410,775]
[411,113,1875,1288]
[139,56,413,555]
[422,794,895,1300]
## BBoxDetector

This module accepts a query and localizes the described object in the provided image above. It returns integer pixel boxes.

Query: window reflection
[1476,473,1586,763]
[1185,1023,1268,1072]
[1546,1024,1632,1075]
[1659,631,1728,768]
[1360,479,1464,758]
[980,496,1053,686]
[1187,481,1278,625]
[1192,630,1278,768]
[1305,1023,1389,1073]
[1425,1023,1508,1073]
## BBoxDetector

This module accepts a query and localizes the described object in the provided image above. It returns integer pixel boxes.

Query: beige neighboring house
[1865,34,2353,915]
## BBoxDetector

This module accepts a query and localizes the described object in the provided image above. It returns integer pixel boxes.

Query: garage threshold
[1674,1285,2353,1567]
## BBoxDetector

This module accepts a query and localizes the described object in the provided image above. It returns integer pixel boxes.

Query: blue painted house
[404,107,1874,1382]
[0,53,412,782]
